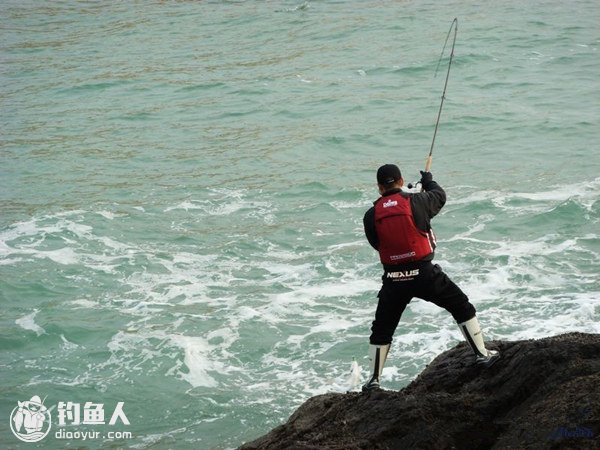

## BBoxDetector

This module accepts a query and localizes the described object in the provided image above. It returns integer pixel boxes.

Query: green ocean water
[1,1,599,448]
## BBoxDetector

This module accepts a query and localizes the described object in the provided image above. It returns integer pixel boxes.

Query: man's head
[376,164,403,194]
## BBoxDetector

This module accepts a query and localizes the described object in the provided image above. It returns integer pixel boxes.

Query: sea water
[1,0,598,448]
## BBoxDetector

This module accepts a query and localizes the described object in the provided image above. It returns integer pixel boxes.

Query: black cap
[376,164,402,185]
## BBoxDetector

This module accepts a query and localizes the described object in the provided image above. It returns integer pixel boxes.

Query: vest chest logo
[382,199,398,208]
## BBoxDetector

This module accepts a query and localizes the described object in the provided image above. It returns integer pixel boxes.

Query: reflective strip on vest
[374,193,435,264]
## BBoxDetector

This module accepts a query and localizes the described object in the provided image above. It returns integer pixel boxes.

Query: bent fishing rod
[409,18,458,189]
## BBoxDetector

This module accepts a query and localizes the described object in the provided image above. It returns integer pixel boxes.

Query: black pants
[370,261,476,345]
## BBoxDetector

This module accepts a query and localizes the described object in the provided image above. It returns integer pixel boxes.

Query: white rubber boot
[362,344,390,392]
[458,317,500,367]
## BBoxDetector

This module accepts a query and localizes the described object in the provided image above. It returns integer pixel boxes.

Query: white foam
[445,220,489,242]
[0,215,106,267]
[37,247,79,265]
[309,317,362,334]
[97,211,116,220]
[296,74,312,83]
[235,306,262,321]
[326,240,364,252]
[453,178,600,213]
[102,323,240,389]
[1,210,150,277]
[0,255,24,266]
[122,251,228,308]
[510,177,600,210]
[330,199,369,210]
[170,334,221,388]
[54,219,93,238]
[164,195,272,218]
[264,278,376,324]
[445,190,496,206]
[488,293,600,341]
[69,299,100,309]
[60,334,80,350]
[15,310,45,336]
[164,200,205,212]
[329,360,362,393]
[96,236,133,251]
[0,218,41,242]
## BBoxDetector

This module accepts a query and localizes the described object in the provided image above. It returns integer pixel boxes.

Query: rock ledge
[240,332,600,449]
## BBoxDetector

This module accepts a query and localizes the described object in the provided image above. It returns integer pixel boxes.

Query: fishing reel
[404,181,423,193]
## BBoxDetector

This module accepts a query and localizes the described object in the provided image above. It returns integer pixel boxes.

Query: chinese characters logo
[57,401,129,426]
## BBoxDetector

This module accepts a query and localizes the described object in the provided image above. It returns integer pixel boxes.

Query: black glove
[420,171,433,186]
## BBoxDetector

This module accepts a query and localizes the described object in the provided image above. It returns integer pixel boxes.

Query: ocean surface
[1,1,599,448]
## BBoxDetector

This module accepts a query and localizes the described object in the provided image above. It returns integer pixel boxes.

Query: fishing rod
[409,18,458,189]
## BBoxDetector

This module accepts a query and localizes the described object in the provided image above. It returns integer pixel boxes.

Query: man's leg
[418,263,500,366]
[363,343,390,392]
[364,282,412,391]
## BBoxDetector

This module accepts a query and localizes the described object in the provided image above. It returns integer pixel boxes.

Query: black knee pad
[452,302,476,323]
[369,320,395,345]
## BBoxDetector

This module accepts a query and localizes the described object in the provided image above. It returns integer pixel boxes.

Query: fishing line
[408,18,457,190]
[426,17,458,172]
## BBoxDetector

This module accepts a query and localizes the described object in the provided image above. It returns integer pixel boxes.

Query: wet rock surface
[240,332,600,449]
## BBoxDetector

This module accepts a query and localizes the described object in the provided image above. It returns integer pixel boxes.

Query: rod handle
[425,155,433,172]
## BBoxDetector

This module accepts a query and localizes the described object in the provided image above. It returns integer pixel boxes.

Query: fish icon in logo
[10,395,52,442]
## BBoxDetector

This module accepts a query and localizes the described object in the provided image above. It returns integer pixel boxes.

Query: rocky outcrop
[240,332,599,449]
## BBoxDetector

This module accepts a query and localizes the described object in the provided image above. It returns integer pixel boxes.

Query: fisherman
[362,164,499,391]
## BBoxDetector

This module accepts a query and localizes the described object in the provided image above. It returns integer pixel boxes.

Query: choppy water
[1,1,599,448]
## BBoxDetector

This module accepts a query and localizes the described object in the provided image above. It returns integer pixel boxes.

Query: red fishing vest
[374,193,435,264]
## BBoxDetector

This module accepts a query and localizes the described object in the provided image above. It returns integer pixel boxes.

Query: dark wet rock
[240,332,600,449]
